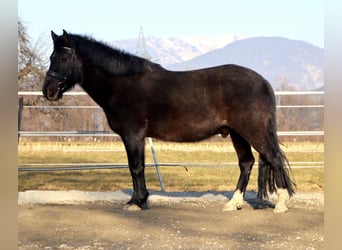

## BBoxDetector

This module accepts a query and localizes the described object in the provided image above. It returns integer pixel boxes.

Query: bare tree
[18,19,47,90]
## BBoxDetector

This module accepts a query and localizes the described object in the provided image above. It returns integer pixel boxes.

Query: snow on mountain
[111,34,243,65]
[181,34,245,53]
[145,36,201,64]
[111,37,197,65]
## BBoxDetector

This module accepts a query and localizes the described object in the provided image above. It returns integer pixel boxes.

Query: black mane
[69,34,160,76]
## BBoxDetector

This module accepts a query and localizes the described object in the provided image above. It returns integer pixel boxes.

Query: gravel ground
[18,190,324,249]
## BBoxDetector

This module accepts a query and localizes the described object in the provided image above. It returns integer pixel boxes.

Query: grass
[18,141,324,193]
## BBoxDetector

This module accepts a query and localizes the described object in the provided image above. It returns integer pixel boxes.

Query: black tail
[257,119,296,199]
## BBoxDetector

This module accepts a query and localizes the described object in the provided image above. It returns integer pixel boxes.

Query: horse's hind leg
[258,152,292,213]
[223,129,255,211]
[255,138,294,213]
[257,156,272,200]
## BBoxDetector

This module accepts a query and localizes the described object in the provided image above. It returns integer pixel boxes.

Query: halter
[46,46,76,91]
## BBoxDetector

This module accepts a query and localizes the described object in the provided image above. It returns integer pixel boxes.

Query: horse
[43,30,295,213]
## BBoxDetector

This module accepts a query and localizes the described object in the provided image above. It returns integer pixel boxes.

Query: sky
[18,0,324,48]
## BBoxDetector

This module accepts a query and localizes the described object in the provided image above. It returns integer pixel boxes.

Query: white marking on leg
[274,188,290,213]
[123,204,142,211]
[223,190,244,211]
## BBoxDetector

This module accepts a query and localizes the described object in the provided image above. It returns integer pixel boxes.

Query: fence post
[148,137,165,192]
[18,97,24,142]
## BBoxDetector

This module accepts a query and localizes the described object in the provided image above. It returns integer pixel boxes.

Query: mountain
[168,37,324,91]
[111,34,243,65]
[181,34,244,53]
[112,36,324,91]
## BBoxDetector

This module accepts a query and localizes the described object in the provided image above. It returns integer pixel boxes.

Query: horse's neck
[78,69,114,108]
[76,46,163,108]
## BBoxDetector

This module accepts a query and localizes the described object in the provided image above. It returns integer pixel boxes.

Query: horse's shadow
[226,190,275,210]
[245,197,275,210]
[121,189,275,210]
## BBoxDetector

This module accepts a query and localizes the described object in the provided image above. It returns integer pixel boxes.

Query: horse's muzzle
[42,80,62,101]
[44,88,61,101]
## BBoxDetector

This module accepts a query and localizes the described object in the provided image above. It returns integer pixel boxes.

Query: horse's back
[157,64,275,116]
[144,64,275,142]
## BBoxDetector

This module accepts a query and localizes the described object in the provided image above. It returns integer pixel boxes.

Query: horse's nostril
[44,88,59,100]
[47,89,53,97]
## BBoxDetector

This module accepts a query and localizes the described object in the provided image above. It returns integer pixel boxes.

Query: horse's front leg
[122,135,149,211]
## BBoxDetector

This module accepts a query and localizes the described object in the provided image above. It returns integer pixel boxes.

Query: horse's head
[42,30,81,101]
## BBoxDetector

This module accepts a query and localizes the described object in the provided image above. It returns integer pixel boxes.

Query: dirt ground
[18,190,324,250]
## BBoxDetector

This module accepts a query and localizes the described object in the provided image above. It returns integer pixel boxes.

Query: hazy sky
[19,0,324,48]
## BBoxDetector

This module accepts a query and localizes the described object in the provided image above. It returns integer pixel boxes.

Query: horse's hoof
[273,204,288,213]
[273,188,290,213]
[223,190,244,211]
[222,202,240,212]
[123,204,142,211]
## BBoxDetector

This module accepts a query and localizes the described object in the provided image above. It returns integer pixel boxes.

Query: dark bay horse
[43,30,295,213]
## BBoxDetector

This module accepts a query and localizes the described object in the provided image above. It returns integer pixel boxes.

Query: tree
[18,19,47,90]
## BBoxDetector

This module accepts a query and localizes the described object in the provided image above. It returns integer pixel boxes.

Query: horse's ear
[51,31,58,41]
[62,29,70,43]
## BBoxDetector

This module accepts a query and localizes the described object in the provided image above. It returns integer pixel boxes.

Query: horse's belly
[147,119,223,142]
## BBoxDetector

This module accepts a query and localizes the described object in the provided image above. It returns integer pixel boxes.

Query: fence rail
[18,161,323,172]
[18,130,324,137]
